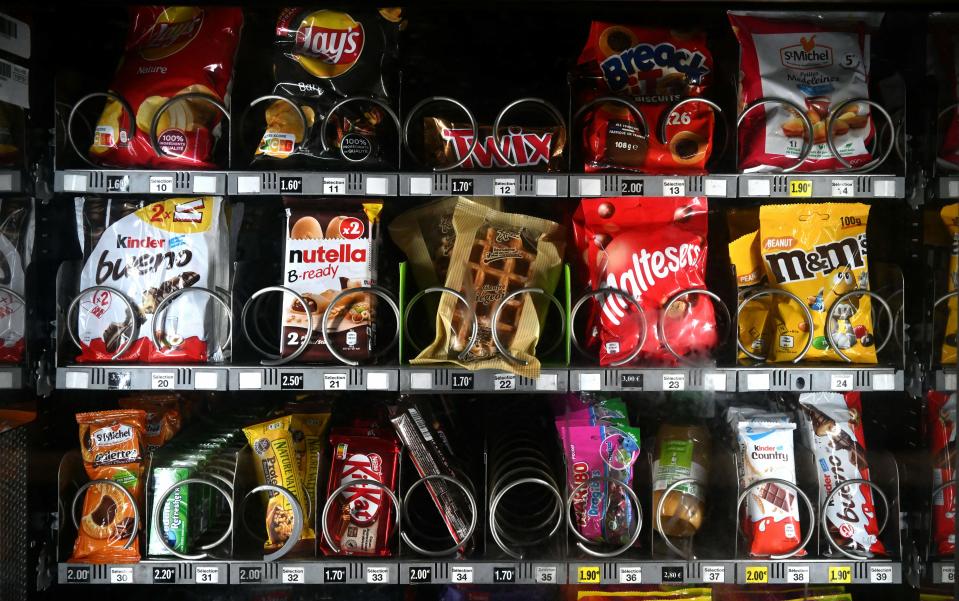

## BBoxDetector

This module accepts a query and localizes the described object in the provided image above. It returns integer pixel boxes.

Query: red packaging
[88,7,243,169]
[320,432,400,557]
[933,14,959,171]
[928,391,956,557]
[572,197,717,365]
[573,23,715,174]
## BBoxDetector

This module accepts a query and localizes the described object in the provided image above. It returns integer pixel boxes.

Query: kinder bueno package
[729,11,882,172]
[572,197,717,365]
[74,197,228,363]
[797,392,886,557]
[0,198,31,363]
[281,199,381,363]
[422,118,565,171]
[254,8,403,168]
[940,204,958,365]
[727,407,805,557]
[928,391,956,557]
[932,14,959,171]
[89,7,243,168]
[572,22,715,174]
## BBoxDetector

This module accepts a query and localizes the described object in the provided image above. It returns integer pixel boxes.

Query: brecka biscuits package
[729,11,882,172]
[74,197,228,363]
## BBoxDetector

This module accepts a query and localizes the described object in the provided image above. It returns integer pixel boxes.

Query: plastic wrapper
[0,198,31,363]
[928,390,956,557]
[941,203,958,365]
[729,229,769,361]
[653,423,710,538]
[118,394,182,451]
[289,412,331,529]
[932,14,959,171]
[422,118,565,171]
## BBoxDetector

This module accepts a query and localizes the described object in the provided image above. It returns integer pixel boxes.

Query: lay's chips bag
[941,204,958,366]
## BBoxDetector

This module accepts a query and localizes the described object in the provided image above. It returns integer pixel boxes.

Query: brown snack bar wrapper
[118,395,182,451]
[423,117,565,171]
[413,201,565,377]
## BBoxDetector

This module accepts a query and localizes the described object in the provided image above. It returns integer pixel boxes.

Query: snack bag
[413,201,566,378]
[928,391,956,557]
[753,203,875,363]
[118,395,182,450]
[797,392,886,556]
[572,197,716,365]
[243,416,316,550]
[422,119,566,171]
[71,409,148,563]
[289,412,331,529]
[74,197,229,363]
[0,198,31,363]
[941,204,958,365]
[281,199,381,363]
[932,14,959,171]
[573,22,715,173]
[89,7,243,168]
[727,407,804,557]
[556,395,629,426]
[729,11,881,172]
[254,8,402,167]
[730,230,772,362]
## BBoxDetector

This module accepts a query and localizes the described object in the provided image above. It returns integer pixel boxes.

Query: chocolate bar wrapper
[929,391,957,557]
[289,412,332,529]
[797,392,886,556]
[413,200,566,378]
[0,198,31,363]
[422,117,566,171]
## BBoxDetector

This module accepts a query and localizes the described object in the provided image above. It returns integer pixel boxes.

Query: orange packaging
[70,409,147,563]
[119,395,182,450]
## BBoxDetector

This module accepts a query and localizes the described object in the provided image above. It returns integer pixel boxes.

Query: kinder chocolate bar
[941,204,958,365]
[0,198,31,363]
[422,118,565,171]
[572,197,716,365]
[729,11,882,172]
[572,22,715,174]
[797,392,886,556]
[89,7,243,168]
[727,407,804,557]
[928,391,956,557]
[71,409,148,563]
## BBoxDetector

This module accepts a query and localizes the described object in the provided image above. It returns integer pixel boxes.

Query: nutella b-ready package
[74,197,228,363]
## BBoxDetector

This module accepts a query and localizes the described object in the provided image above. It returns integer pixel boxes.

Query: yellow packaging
[576,589,711,601]
[729,230,773,361]
[243,416,315,549]
[289,412,331,529]
[941,203,958,365]
[750,203,876,363]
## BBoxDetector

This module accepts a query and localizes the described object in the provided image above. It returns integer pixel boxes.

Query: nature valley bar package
[289,412,331,529]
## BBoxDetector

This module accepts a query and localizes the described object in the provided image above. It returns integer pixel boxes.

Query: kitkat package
[572,197,717,365]
[89,7,243,168]
[928,391,956,557]
[0,198,31,363]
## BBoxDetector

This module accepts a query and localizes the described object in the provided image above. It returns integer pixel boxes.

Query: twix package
[729,11,882,172]
[71,409,148,563]
[281,199,381,362]
[941,204,958,365]
[573,23,715,173]
[743,203,876,363]
[928,391,956,557]
[422,118,565,171]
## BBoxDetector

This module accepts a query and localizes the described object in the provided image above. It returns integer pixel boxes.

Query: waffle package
[118,395,182,451]
[0,198,31,363]
[729,11,881,172]
[797,392,886,556]
[413,200,565,377]
[941,204,958,365]
[254,8,402,167]
[573,22,715,173]
[89,7,243,168]
[74,197,229,363]
[928,391,957,557]
[281,198,381,362]
[422,118,566,171]
[572,196,717,365]
[71,409,148,563]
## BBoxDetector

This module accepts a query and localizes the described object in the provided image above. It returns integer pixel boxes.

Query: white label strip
[194,371,219,390]
[409,177,432,195]
[746,372,770,391]
[0,59,28,108]
[367,566,389,584]
[579,372,602,391]
[195,566,219,584]
[618,566,642,584]
[0,14,30,59]
[149,175,174,194]
[151,372,175,391]
[0,173,12,191]
[786,565,809,583]
[236,176,260,194]
[450,567,473,583]
[238,371,262,390]
[493,373,516,391]
[64,371,89,389]
[366,372,390,390]
[323,176,346,195]
[831,179,854,197]
[534,566,557,583]
[704,372,727,392]
[703,178,727,196]
[365,176,388,195]
[747,178,771,196]
[282,567,305,584]
[110,567,133,584]
[63,174,88,192]
[662,178,685,196]
[578,178,602,196]
[830,373,853,391]
[535,373,558,391]
[324,373,348,390]
[409,372,432,390]
[494,178,517,196]
[192,175,217,194]
[702,566,724,583]
[536,177,557,196]
[662,373,685,391]
[869,565,892,583]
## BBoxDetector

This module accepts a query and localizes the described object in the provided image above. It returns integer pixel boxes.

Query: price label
[149,175,174,194]
[323,176,346,195]
[408,566,432,584]
[493,373,516,391]
[702,566,724,583]
[620,373,644,389]
[619,566,642,584]
[789,180,813,197]
[108,371,132,390]
[282,567,305,584]
[152,372,174,390]
[787,565,809,583]
[451,566,473,583]
[942,565,955,583]
[451,178,473,195]
[195,566,219,584]
[324,567,347,583]
[534,566,557,584]
[829,565,852,584]
[870,565,892,583]
[662,373,685,391]
[238,566,262,583]
[106,175,130,193]
[451,373,474,390]
[744,566,768,584]
[66,566,91,584]
[152,567,175,583]
[281,373,304,390]
[366,566,389,584]
[111,567,133,584]
[578,566,601,584]
[494,178,516,196]
[280,176,303,193]
[493,567,516,583]
[620,179,644,195]
[661,566,684,583]
[662,178,685,196]
[830,373,854,391]
[324,373,347,390]
[831,179,854,197]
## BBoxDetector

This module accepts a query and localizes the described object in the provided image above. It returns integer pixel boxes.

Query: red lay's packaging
[88,7,243,169]
[928,391,956,557]
[729,11,882,172]
[572,197,717,365]
[573,23,715,174]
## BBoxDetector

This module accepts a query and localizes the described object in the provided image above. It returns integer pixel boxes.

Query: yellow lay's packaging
[747,203,876,363]
[941,203,958,365]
